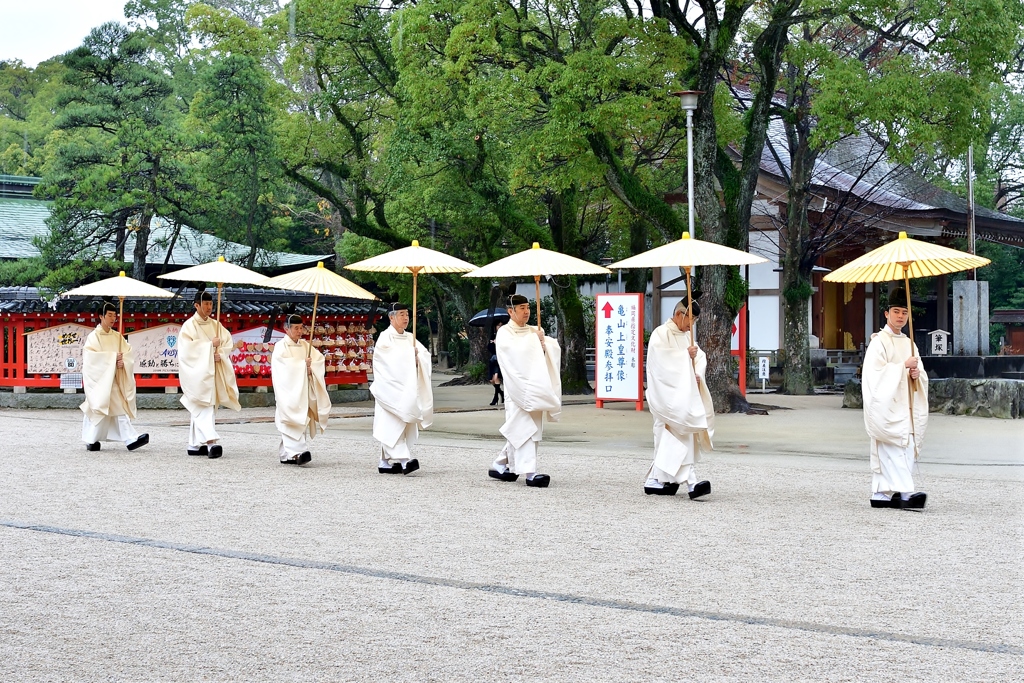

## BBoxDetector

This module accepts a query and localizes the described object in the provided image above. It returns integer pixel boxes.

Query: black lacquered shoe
[526,474,551,488]
[688,480,711,499]
[378,463,403,474]
[187,446,208,456]
[127,434,149,451]
[402,458,419,475]
[296,451,312,466]
[208,445,223,459]
[870,495,899,509]
[644,483,679,496]
[488,469,519,482]
[85,442,100,452]
[899,492,927,509]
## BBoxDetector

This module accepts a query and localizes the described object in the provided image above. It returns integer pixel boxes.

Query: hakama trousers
[872,435,916,495]
[647,419,698,486]
[82,414,140,446]
[187,405,220,447]
[278,431,309,460]
[493,404,543,476]
[374,404,418,464]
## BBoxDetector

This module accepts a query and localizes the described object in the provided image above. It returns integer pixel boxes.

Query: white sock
[871,492,891,501]
[492,463,507,474]
[688,483,697,493]
[525,473,536,481]
[379,459,391,468]
[399,459,410,465]
[645,478,664,489]
[900,492,911,501]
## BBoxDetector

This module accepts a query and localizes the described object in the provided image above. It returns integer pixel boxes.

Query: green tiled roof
[0,199,51,259]
[0,196,331,268]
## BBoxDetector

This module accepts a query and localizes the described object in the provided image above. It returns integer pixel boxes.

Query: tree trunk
[132,212,151,281]
[548,187,592,394]
[624,216,649,296]
[779,65,816,395]
[114,212,128,262]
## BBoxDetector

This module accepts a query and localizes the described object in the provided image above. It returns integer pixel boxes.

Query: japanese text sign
[595,293,644,402]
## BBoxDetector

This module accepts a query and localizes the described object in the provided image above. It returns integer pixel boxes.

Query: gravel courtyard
[1,389,1021,681]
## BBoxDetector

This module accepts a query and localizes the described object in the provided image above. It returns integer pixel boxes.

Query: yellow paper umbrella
[63,271,174,334]
[608,231,767,343]
[463,242,611,325]
[261,261,378,348]
[823,231,990,354]
[345,240,477,339]
[157,256,269,321]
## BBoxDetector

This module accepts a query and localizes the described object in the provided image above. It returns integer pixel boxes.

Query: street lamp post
[673,90,702,321]
[674,90,701,236]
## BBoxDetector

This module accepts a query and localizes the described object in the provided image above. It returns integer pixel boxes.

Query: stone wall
[843,378,1023,419]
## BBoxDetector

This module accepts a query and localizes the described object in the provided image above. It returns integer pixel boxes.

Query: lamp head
[673,90,702,112]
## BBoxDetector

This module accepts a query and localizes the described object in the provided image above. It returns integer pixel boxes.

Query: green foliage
[0,59,66,176]
[464,361,488,382]
[188,53,292,266]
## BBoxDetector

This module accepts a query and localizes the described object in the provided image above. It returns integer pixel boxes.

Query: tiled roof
[0,286,384,317]
[0,200,51,259]
[757,119,1024,231]
[0,195,332,267]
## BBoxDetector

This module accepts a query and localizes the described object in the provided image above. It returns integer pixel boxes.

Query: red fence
[1,310,371,389]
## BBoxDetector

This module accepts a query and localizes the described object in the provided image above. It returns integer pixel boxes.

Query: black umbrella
[468,308,510,327]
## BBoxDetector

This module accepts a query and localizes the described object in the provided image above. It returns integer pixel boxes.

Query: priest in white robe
[489,294,561,488]
[370,303,433,475]
[644,300,714,498]
[272,314,331,465]
[863,288,929,509]
[178,290,240,459]
[80,302,149,452]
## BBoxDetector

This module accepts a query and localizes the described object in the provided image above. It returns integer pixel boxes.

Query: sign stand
[595,293,645,411]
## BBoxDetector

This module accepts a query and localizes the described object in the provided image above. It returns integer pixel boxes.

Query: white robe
[370,325,433,461]
[493,321,561,475]
[862,326,929,494]
[272,337,331,456]
[645,320,715,484]
[178,314,240,445]
[80,325,140,445]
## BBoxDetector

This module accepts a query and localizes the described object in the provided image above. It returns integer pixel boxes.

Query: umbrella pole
[308,293,319,359]
[216,282,223,322]
[901,262,919,458]
[902,263,917,389]
[534,275,542,329]
[684,266,697,372]
[118,296,124,336]
[411,267,421,341]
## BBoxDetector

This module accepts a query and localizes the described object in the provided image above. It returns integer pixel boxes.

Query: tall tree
[38,22,186,280]
[190,53,289,267]
[771,1,1020,393]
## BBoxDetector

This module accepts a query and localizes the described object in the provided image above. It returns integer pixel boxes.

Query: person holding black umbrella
[487,322,504,406]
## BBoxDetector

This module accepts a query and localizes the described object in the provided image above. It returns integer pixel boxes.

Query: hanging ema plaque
[25,323,94,374]
[126,323,182,373]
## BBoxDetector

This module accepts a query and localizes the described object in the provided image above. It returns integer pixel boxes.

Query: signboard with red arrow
[595,293,645,410]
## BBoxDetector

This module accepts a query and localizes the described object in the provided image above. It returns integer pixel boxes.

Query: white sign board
[595,293,644,403]
[26,323,93,374]
[758,356,770,380]
[127,324,181,373]
[929,329,949,356]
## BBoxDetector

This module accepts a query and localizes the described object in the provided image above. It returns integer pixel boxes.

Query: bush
[464,361,487,382]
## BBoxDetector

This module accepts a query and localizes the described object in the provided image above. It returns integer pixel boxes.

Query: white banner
[595,293,644,401]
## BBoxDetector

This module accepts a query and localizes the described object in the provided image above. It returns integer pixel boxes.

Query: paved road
[1,387,1021,681]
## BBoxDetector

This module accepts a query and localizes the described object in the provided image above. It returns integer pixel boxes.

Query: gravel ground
[0,400,1021,681]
